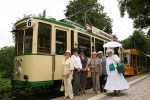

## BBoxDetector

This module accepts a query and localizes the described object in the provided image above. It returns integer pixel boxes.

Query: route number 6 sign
[27,18,34,28]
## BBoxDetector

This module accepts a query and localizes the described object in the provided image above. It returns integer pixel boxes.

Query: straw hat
[106,48,114,53]
[64,50,71,56]
[92,51,97,55]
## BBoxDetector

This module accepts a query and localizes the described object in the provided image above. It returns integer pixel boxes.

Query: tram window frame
[24,28,33,54]
[78,32,91,57]
[55,29,67,55]
[95,38,104,53]
[37,22,51,54]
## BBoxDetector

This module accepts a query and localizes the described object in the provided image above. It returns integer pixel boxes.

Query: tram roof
[14,17,112,41]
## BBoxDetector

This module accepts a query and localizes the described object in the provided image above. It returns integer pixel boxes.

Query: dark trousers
[73,71,80,94]
[100,74,107,92]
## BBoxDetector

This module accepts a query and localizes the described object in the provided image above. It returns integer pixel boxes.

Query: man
[97,51,107,92]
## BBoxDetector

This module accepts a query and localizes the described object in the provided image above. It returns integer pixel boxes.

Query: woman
[62,50,74,100]
[71,48,82,96]
[79,49,88,94]
[89,52,102,94]
[104,48,129,95]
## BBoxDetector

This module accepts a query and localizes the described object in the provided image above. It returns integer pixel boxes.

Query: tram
[123,49,149,75]
[11,16,123,89]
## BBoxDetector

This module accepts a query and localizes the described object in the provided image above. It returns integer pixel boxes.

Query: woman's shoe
[112,90,117,95]
[81,91,83,94]
[63,96,68,99]
[117,90,121,96]
[70,97,73,100]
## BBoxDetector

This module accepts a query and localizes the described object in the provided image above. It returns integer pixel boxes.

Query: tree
[118,0,150,29]
[64,0,113,34]
[0,46,14,78]
[121,30,150,54]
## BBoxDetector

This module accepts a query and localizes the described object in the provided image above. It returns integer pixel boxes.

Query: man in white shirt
[71,48,82,96]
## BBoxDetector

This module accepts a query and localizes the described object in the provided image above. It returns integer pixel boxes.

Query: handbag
[116,62,125,73]
[60,80,65,91]
[109,63,115,71]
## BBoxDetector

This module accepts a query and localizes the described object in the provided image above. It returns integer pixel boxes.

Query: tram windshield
[124,53,130,64]
[13,23,33,55]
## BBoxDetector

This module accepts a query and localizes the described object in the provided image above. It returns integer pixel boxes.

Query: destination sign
[86,24,113,41]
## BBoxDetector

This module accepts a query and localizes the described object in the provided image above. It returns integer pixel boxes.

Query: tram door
[54,28,68,80]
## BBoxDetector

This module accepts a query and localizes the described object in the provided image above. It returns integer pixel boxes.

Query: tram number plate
[27,18,33,27]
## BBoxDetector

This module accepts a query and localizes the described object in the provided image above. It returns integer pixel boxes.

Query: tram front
[11,18,54,87]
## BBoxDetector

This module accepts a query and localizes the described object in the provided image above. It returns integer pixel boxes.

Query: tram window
[18,30,24,55]
[95,38,103,52]
[56,29,67,55]
[24,28,33,54]
[92,37,94,52]
[137,56,140,66]
[71,30,74,54]
[123,53,130,64]
[130,54,133,66]
[37,22,51,54]
[78,33,91,57]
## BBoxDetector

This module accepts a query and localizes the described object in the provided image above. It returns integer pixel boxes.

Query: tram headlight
[15,67,21,75]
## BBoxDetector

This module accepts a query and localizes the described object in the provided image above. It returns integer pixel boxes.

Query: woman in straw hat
[104,48,129,95]
[62,50,74,100]
[89,52,102,94]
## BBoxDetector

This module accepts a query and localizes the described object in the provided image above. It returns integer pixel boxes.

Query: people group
[62,48,129,100]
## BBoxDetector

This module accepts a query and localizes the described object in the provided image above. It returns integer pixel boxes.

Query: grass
[0,77,11,90]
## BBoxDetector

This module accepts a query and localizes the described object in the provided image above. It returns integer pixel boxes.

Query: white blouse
[71,55,82,69]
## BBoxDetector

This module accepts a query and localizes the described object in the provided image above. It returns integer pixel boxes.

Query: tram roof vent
[60,19,84,29]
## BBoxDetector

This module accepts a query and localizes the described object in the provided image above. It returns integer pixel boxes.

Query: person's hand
[67,73,70,78]
[91,66,94,68]
[82,68,86,71]
[100,74,102,76]
[77,68,80,72]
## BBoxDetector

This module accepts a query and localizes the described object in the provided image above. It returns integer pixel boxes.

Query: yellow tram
[11,16,123,88]
[123,49,147,75]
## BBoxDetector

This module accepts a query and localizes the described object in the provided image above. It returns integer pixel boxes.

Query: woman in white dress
[104,48,129,95]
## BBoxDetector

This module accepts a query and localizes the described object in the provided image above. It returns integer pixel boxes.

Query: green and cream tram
[11,16,123,88]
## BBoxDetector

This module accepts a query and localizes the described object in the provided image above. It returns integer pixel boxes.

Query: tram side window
[71,30,74,54]
[24,28,33,54]
[18,30,24,55]
[124,53,130,64]
[130,54,133,66]
[95,38,103,52]
[137,56,140,66]
[56,29,67,55]
[78,33,91,57]
[37,22,51,54]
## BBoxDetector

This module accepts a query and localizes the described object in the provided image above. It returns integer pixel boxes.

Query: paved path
[52,72,150,100]
[108,76,150,100]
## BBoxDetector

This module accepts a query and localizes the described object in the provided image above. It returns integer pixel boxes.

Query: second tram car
[123,49,148,75]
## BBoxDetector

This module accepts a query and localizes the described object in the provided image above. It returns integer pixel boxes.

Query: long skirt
[104,70,130,90]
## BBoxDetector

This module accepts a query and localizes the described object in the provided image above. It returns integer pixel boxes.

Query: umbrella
[103,41,122,48]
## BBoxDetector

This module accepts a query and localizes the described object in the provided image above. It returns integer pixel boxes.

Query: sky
[0,0,139,48]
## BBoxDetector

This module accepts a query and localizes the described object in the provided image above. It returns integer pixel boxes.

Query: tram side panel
[11,55,53,87]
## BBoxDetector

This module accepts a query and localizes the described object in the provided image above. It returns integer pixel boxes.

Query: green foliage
[64,0,113,34]
[121,30,150,54]
[118,0,150,29]
[147,29,150,39]
[0,46,14,78]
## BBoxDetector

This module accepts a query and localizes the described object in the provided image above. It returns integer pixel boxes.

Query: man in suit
[97,51,107,92]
